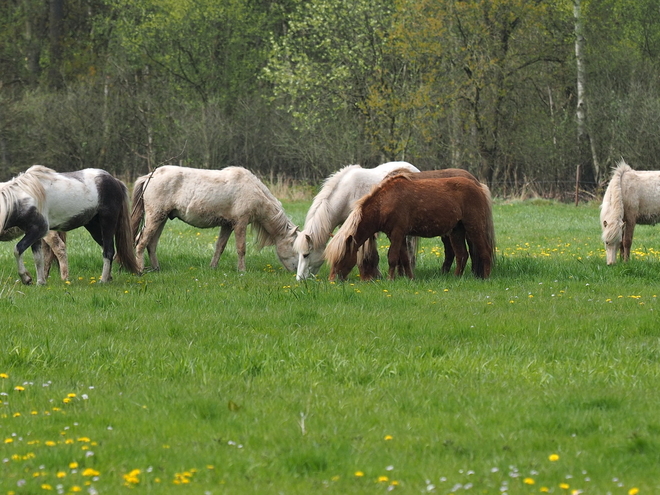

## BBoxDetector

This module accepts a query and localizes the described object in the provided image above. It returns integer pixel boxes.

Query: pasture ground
[1,199,659,494]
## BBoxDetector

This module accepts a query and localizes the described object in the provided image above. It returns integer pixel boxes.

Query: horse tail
[481,183,496,265]
[115,181,140,274]
[600,160,629,245]
[131,175,148,244]
[324,204,364,267]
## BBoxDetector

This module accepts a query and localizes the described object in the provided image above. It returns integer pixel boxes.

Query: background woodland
[1,0,659,196]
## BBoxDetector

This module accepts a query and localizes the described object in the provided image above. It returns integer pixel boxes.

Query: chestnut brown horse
[384,168,491,274]
[325,175,495,280]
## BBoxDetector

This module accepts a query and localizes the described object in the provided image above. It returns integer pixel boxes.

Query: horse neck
[253,195,294,246]
[351,200,381,248]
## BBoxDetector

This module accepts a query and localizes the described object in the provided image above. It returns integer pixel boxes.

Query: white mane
[0,166,50,231]
[600,160,631,245]
[295,164,361,251]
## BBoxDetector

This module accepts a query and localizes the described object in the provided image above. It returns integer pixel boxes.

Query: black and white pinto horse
[0,165,139,285]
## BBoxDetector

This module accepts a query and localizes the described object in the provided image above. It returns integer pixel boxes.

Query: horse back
[621,169,660,225]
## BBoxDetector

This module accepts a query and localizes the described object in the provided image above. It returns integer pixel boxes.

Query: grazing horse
[131,166,299,273]
[294,161,419,281]
[383,168,492,274]
[0,165,138,285]
[600,159,660,264]
[325,175,495,280]
[0,228,68,280]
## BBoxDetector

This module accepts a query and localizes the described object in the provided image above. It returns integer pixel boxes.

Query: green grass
[1,200,660,494]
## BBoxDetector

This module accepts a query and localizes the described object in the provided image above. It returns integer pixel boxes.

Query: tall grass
[1,200,660,493]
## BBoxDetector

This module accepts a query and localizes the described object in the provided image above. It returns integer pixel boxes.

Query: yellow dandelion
[45,441,56,447]
[56,472,66,478]
[548,454,560,461]
[355,471,364,477]
[41,484,53,490]
[69,462,79,469]
[559,483,570,489]
[4,438,13,444]
[82,468,100,477]
[384,435,393,441]
[524,477,535,485]
[629,489,640,495]
[14,385,25,391]
[0,373,8,379]
[71,487,82,492]
[540,487,549,493]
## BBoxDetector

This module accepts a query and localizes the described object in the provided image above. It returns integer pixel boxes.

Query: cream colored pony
[600,160,660,264]
[131,166,299,273]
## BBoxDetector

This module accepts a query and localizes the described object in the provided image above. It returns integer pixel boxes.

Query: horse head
[275,225,300,272]
[294,231,325,280]
[328,235,359,281]
[601,217,624,265]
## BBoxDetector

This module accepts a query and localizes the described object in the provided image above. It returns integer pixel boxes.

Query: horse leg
[449,227,468,276]
[622,220,635,262]
[357,235,380,281]
[43,231,68,280]
[233,220,248,271]
[386,234,407,280]
[84,217,116,282]
[210,223,233,268]
[441,235,455,273]
[135,213,167,272]
[397,243,414,278]
[14,223,48,285]
[405,236,418,272]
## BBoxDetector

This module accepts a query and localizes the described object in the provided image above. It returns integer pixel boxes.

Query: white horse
[0,166,138,285]
[294,161,419,280]
[131,166,299,273]
[600,159,660,264]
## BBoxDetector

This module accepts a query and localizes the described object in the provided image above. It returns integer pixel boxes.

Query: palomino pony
[131,166,299,272]
[383,167,492,274]
[600,159,660,264]
[325,175,495,280]
[0,165,138,285]
[0,228,68,280]
[294,161,419,281]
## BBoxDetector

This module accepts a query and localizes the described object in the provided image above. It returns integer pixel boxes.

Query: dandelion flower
[629,489,640,495]
[549,454,560,461]
[0,373,8,379]
[355,471,364,477]
[524,477,535,485]
[384,435,393,441]
[559,483,570,490]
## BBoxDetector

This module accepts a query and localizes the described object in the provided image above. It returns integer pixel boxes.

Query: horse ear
[305,234,313,250]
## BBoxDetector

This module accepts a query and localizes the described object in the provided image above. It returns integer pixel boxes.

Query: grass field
[1,199,660,494]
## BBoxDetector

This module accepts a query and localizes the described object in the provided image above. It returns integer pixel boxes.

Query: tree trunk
[574,0,599,187]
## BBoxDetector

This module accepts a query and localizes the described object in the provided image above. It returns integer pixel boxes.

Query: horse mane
[323,201,364,267]
[0,165,50,230]
[600,159,631,244]
[244,170,296,249]
[296,164,362,251]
